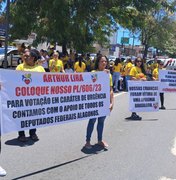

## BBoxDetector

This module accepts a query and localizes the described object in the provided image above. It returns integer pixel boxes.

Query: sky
[116,27,141,46]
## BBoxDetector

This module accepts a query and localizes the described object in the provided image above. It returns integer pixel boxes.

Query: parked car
[0,48,22,68]
[108,55,116,62]
[165,58,176,70]
[90,53,97,61]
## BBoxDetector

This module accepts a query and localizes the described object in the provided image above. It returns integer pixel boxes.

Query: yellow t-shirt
[152,68,159,80]
[124,62,133,75]
[86,58,91,66]
[62,56,69,65]
[130,66,146,79]
[113,63,122,73]
[49,59,64,72]
[151,62,158,72]
[16,63,45,72]
[74,61,86,72]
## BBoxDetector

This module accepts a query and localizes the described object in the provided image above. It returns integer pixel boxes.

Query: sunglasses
[136,60,142,63]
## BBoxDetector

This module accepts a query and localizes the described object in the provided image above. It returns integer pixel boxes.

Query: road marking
[171,137,176,156]
[159,177,176,180]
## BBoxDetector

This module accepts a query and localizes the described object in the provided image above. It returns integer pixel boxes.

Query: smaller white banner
[128,81,160,112]
[159,69,176,93]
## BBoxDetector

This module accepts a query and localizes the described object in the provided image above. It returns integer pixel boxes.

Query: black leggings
[160,93,164,107]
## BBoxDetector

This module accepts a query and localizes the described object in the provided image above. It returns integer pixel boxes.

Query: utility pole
[4,0,10,68]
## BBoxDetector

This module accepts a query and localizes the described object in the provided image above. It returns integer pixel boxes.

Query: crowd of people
[0,44,166,176]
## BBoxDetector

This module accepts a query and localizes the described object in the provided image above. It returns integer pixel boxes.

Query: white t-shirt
[65,68,74,73]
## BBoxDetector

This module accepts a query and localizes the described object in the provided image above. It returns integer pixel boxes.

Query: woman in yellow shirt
[112,58,122,93]
[49,52,65,73]
[124,58,133,91]
[126,58,147,120]
[16,49,45,142]
[84,55,114,149]
[74,56,86,72]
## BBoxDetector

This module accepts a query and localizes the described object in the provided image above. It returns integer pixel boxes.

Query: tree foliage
[117,0,176,57]
[6,0,176,54]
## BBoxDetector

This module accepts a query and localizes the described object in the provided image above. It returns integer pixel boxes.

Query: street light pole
[4,0,10,69]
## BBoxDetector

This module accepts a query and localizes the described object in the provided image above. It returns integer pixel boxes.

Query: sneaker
[159,106,166,110]
[131,114,142,120]
[18,136,28,142]
[97,141,109,148]
[0,166,6,176]
[30,134,39,141]
[84,142,92,149]
[125,114,142,120]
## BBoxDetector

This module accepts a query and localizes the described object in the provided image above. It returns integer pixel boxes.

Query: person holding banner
[0,139,6,176]
[0,108,6,176]
[84,55,114,149]
[127,57,147,120]
[152,60,166,109]
[16,49,45,142]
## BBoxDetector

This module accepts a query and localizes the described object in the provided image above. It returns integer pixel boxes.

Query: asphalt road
[1,92,176,180]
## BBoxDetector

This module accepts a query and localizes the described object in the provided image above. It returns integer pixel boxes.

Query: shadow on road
[12,155,93,180]
[5,138,35,147]
[164,108,176,110]
[125,118,158,122]
[81,144,108,154]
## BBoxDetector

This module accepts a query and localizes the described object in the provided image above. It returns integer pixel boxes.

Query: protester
[39,49,50,72]
[112,58,122,93]
[0,101,6,177]
[124,58,133,91]
[49,52,65,73]
[126,57,147,120]
[85,53,92,72]
[152,60,166,109]
[84,55,114,149]
[64,61,74,73]
[16,49,45,142]
[74,56,86,72]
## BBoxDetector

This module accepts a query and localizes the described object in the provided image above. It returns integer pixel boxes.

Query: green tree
[9,0,167,53]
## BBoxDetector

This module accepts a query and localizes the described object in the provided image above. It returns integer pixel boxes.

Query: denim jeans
[86,116,106,142]
[125,75,131,91]
[112,72,120,91]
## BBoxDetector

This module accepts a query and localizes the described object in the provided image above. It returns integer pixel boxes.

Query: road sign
[121,37,129,44]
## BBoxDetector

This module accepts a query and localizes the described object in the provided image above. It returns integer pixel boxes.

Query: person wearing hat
[16,49,45,142]
[152,60,166,109]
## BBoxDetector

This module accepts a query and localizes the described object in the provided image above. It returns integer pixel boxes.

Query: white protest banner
[159,69,176,93]
[0,69,110,134]
[128,81,160,112]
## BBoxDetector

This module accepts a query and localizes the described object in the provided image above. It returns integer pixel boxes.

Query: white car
[0,48,22,68]
[90,53,96,61]
[108,55,116,62]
